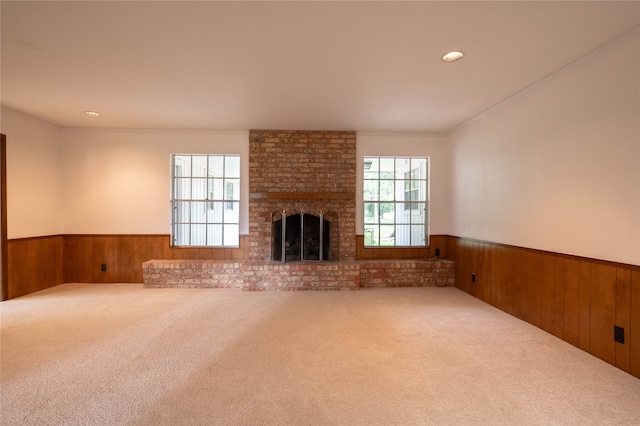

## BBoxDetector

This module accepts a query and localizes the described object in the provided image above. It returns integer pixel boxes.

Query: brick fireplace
[248,130,356,262]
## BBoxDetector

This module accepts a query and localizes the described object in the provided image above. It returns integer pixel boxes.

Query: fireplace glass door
[271,210,337,262]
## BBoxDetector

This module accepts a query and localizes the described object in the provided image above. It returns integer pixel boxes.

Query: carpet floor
[1,284,639,425]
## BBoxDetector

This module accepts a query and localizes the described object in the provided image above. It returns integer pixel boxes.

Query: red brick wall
[249,130,356,261]
[249,130,356,193]
[359,260,455,287]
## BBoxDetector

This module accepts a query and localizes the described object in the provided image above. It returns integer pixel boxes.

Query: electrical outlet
[101,263,107,272]
[614,325,625,344]
[471,272,476,283]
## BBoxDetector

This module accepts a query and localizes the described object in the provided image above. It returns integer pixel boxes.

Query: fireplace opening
[271,210,338,262]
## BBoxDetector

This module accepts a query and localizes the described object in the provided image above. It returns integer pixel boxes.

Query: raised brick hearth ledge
[142,260,243,288]
[142,259,455,290]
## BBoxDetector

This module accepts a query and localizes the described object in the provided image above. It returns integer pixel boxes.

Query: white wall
[448,31,640,265]
[356,133,451,237]
[60,128,249,235]
[1,108,63,239]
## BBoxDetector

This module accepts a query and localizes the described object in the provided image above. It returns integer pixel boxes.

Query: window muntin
[364,156,428,247]
[171,154,240,247]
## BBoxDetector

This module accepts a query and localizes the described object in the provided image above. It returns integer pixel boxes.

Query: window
[404,169,420,211]
[363,157,428,247]
[171,154,240,247]
[226,181,234,210]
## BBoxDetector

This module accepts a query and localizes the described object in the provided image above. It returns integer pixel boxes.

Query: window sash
[171,154,240,247]
[363,156,429,247]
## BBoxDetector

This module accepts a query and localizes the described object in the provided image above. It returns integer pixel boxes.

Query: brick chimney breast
[248,130,356,261]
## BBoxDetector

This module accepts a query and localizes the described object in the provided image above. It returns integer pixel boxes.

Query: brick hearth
[359,260,455,287]
[242,261,361,291]
[142,259,455,290]
[142,260,243,288]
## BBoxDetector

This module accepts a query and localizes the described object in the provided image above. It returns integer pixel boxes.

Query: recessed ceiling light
[84,111,101,117]
[442,51,464,62]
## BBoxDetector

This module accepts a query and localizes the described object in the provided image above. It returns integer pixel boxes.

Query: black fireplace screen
[272,210,337,262]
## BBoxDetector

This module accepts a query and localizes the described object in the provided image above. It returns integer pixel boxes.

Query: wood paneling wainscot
[7,235,63,299]
[62,234,249,284]
[447,236,640,380]
[631,270,640,378]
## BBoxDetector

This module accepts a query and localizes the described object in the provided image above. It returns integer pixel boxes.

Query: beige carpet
[1,284,639,425]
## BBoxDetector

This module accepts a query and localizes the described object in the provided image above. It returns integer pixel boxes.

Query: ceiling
[2,1,639,134]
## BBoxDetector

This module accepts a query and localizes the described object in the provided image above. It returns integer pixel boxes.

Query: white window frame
[171,154,240,247]
[363,156,429,247]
